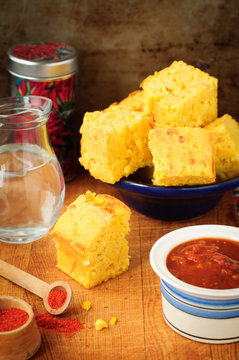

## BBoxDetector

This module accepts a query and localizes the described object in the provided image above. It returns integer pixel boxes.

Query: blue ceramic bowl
[112,168,239,220]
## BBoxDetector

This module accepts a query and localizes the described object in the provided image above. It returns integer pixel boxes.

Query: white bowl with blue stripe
[150,225,239,344]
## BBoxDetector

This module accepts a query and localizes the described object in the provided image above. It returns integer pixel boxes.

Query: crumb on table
[95,319,108,330]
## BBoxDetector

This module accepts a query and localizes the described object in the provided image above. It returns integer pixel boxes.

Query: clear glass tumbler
[0,96,65,244]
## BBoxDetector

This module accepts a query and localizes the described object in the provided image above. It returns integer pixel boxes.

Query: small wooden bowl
[0,296,41,360]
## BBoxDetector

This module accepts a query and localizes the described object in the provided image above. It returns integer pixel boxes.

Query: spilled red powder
[35,313,84,337]
[0,308,29,332]
[48,289,67,309]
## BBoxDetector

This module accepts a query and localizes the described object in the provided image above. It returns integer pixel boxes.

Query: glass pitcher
[0,96,65,244]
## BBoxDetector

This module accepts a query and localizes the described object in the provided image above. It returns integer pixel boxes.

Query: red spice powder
[0,308,29,332]
[35,313,84,337]
[48,289,67,309]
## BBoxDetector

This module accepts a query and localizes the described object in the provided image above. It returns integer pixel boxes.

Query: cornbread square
[148,127,215,186]
[141,60,218,128]
[79,105,152,184]
[205,114,239,180]
[51,191,131,289]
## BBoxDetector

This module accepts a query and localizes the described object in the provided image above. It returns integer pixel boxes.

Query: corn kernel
[82,300,92,311]
[109,317,117,325]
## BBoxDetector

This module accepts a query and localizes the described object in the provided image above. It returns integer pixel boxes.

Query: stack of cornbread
[51,60,239,290]
[79,60,239,185]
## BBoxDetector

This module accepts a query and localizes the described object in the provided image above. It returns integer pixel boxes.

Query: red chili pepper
[51,88,59,111]
[51,136,67,146]
[21,80,27,95]
[48,119,61,128]
[48,125,62,133]
[179,136,185,143]
[57,89,65,103]
[63,85,70,101]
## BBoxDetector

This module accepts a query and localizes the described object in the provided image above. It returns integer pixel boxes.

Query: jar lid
[7,41,78,79]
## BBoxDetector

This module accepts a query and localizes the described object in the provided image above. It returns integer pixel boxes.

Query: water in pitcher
[0,143,65,243]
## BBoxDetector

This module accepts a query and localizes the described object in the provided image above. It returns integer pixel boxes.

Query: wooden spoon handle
[0,259,49,298]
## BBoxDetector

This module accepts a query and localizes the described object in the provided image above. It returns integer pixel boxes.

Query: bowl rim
[150,224,239,299]
[113,176,239,197]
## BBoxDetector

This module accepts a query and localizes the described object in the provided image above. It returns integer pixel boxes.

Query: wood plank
[0,171,239,359]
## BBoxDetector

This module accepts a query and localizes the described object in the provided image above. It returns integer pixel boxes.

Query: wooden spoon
[0,259,73,315]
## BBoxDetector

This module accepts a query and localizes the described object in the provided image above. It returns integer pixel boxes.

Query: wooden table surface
[1,169,239,360]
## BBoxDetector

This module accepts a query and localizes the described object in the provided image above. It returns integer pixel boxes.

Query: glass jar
[7,41,79,182]
[0,96,65,244]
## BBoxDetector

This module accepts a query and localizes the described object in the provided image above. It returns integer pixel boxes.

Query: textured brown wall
[0,0,239,122]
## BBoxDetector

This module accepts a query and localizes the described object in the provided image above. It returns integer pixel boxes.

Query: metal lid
[7,41,78,79]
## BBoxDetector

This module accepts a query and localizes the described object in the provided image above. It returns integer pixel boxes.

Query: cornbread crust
[205,114,239,180]
[51,191,131,289]
[79,105,152,184]
[141,60,218,128]
[148,127,215,186]
[118,90,145,112]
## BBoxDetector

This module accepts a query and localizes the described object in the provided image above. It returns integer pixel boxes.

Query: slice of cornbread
[148,127,215,186]
[118,90,145,112]
[51,191,131,289]
[141,60,218,128]
[204,114,239,180]
[79,105,152,184]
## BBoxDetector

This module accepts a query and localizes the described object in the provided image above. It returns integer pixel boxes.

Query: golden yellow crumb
[95,319,108,331]
[82,301,92,311]
[109,317,117,325]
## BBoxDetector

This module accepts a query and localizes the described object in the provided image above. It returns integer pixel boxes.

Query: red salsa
[166,238,239,289]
